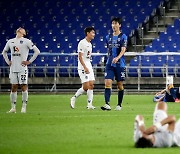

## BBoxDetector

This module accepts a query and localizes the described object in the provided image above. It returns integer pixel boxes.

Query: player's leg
[8,84,18,113]
[21,84,28,113]
[87,80,95,109]
[70,86,85,108]
[174,119,180,146]
[86,69,95,109]
[115,67,126,110]
[70,69,87,109]
[153,102,168,131]
[116,81,124,110]
[101,65,113,110]
[175,87,180,103]
[101,79,112,110]
[7,72,18,113]
[19,70,28,113]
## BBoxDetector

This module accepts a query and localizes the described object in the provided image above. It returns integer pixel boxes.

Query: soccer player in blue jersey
[153,84,180,103]
[101,17,128,111]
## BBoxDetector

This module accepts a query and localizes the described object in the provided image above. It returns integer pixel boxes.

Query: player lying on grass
[134,102,180,148]
[153,84,180,103]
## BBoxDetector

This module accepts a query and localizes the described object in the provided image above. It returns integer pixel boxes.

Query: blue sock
[118,90,124,107]
[104,88,111,104]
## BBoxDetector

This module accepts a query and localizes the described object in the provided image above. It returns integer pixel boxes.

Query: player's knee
[82,85,88,91]
[89,84,94,90]
[105,79,112,88]
[21,84,27,92]
[170,115,176,122]
[117,85,124,91]
[156,101,167,112]
[11,84,18,92]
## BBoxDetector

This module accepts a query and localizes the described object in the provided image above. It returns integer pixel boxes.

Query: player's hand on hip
[9,61,12,66]
[21,61,31,66]
[84,67,90,74]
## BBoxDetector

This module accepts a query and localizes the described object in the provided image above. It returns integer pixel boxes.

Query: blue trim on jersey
[106,33,127,67]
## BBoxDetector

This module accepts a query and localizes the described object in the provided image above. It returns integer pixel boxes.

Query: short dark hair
[111,17,122,25]
[135,137,153,148]
[84,27,95,36]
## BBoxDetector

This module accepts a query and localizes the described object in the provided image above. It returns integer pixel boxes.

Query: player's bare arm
[78,52,89,74]
[21,61,31,66]
[112,47,126,64]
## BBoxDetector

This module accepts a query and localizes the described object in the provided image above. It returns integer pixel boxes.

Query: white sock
[87,89,93,106]
[10,91,17,109]
[22,90,28,107]
[74,87,84,98]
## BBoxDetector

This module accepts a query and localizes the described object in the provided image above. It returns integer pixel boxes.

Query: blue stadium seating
[0,0,165,54]
[33,55,48,77]
[0,0,174,77]
[145,18,180,52]
[128,57,139,77]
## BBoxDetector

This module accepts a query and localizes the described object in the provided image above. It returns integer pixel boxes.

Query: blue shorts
[163,92,175,102]
[105,64,126,82]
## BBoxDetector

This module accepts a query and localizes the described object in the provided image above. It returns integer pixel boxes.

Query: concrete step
[165,12,180,17]
[169,8,179,11]
[145,32,159,38]
[149,27,166,32]
[171,3,180,10]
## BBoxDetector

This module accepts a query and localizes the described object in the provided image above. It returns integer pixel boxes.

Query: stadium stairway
[131,0,180,53]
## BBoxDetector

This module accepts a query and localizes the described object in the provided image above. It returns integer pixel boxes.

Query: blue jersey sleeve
[122,34,128,48]
[105,35,109,48]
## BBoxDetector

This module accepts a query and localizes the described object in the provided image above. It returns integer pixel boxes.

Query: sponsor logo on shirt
[12,53,21,56]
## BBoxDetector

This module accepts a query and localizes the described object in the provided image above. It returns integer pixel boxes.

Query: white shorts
[153,110,168,131]
[9,69,28,84]
[78,68,95,83]
[174,119,180,146]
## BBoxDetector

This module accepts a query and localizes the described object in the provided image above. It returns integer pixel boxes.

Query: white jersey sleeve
[2,40,11,65]
[78,41,85,54]
[26,39,34,50]
[3,40,10,51]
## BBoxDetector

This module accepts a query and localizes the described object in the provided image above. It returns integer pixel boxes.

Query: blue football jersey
[105,33,127,67]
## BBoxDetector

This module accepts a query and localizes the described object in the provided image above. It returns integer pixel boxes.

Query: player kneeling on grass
[2,27,40,113]
[70,27,96,109]
[134,102,180,148]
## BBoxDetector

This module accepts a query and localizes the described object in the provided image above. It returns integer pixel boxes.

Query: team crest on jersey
[85,75,88,79]
[20,40,23,44]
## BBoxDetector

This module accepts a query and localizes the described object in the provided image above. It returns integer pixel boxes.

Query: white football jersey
[77,38,92,70]
[3,37,34,72]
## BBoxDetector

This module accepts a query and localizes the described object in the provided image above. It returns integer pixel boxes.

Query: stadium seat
[33,55,48,77]
[141,60,152,77]
[0,0,173,78]
[46,55,59,77]
[128,57,139,77]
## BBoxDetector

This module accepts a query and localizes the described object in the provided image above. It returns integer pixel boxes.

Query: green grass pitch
[0,94,180,154]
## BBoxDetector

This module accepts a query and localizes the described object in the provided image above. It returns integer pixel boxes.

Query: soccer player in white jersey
[134,102,180,148]
[70,27,96,109]
[2,27,40,113]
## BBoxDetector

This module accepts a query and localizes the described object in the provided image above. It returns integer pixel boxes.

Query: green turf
[0,94,180,154]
